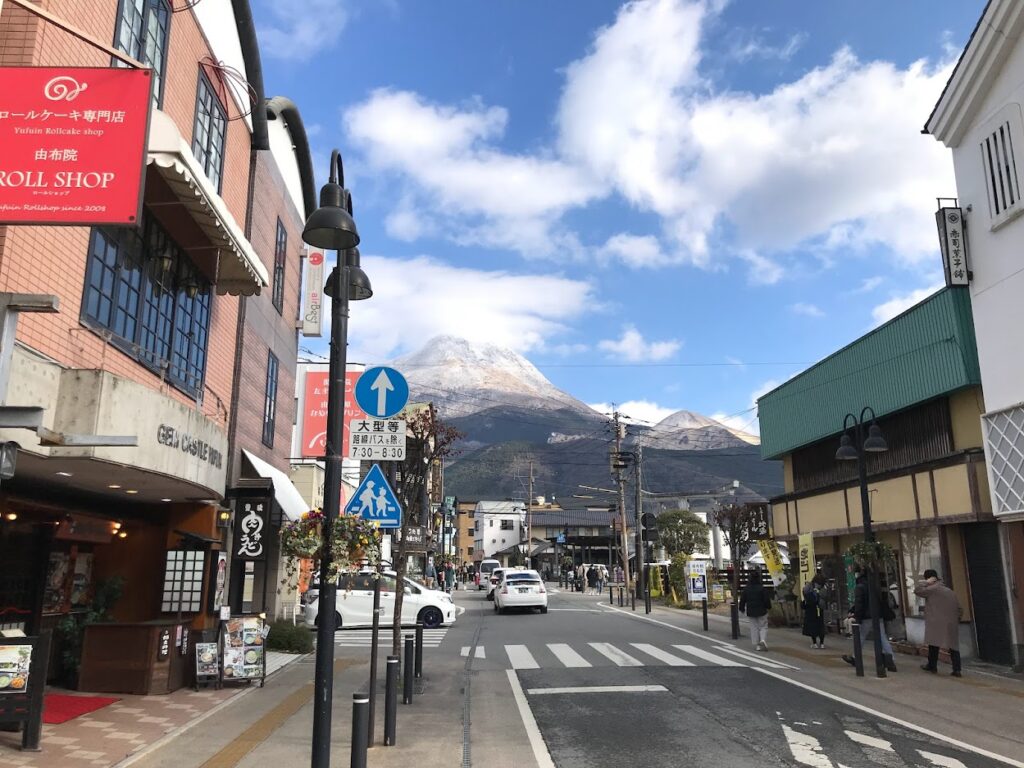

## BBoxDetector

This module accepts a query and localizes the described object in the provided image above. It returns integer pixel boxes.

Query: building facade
[758,288,1014,664]
[925,0,1024,669]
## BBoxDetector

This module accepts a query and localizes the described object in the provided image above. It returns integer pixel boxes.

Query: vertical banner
[301,248,325,337]
[757,539,786,587]
[300,370,366,458]
[935,207,969,286]
[798,533,816,594]
[0,67,152,225]
[686,560,708,601]
[232,498,270,563]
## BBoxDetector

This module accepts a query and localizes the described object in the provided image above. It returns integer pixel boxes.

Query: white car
[494,569,547,614]
[303,570,456,630]
[477,558,500,591]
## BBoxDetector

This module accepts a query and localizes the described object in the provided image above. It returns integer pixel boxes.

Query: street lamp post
[836,407,889,679]
[303,150,372,768]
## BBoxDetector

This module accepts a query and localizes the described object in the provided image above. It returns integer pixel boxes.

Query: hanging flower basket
[845,541,896,570]
[280,510,382,586]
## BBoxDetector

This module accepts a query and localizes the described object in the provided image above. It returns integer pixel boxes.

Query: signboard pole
[367,524,382,745]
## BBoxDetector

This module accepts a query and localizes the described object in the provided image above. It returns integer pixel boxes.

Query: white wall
[192,0,253,132]
[267,115,307,220]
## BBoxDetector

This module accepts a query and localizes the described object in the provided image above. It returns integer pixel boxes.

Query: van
[477,559,500,590]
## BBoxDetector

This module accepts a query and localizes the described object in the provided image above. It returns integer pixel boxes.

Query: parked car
[477,558,500,590]
[302,570,456,630]
[494,569,548,614]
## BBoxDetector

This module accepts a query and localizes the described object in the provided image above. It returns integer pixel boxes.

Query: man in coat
[842,569,898,672]
[739,568,772,651]
[915,569,962,677]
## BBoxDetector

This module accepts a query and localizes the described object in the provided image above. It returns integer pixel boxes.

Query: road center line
[506,670,555,768]
[526,685,669,695]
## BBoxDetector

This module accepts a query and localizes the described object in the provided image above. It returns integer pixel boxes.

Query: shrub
[266,620,314,654]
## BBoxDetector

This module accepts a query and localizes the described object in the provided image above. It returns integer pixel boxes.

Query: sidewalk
[0,652,306,768]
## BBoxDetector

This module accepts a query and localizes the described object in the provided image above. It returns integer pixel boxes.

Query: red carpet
[43,693,120,724]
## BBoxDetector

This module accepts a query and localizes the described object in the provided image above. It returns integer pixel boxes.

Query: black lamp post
[303,149,372,768]
[836,407,889,679]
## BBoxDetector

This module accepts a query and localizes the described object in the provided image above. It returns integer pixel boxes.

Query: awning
[146,110,269,296]
[242,450,308,521]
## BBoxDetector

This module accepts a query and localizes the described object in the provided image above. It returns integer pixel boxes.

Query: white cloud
[598,325,682,362]
[854,276,884,293]
[728,31,807,63]
[738,250,784,285]
[789,302,825,318]
[587,400,679,425]
[320,255,596,361]
[871,283,944,325]
[598,233,673,268]
[257,0,349,61]
[717,377,790,437]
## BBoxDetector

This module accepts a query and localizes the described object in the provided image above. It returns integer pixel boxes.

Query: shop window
[272,218,287,314]
[468,547,474,556]
[192,70,227,193]
[262,351,279,448]
[82,211,212,399]
[984,404,1024,515]
[161,550,207,613]
[900,527,943,617]
[113,0,171,109]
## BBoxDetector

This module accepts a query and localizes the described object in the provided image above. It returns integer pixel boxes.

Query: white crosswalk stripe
[506,644,540,669]
[630,643,695,666]
[460,646,486,658]
[589,642,643,666]
[548,644,592,668]
[670,645,744,667]
[335,628,448,647]
[713,645,794,669]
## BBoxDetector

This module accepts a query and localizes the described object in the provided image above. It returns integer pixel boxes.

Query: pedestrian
[437,568,446,592]
[915,569,963,677]
[446,562,456,592]
[842,569,898,672]
[586,565,598,595]
[738,567,772,651]
[801,582,826,649]
[424,557,437,589]
[614,565,624,584]
[596,565,606,595]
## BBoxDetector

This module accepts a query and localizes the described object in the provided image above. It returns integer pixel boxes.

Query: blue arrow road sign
[345,465,402,528]
[354,366,409,419]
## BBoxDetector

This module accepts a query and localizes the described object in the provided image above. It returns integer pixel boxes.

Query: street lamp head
[301,150,360,251]
[835,433,858,461]
[345,247,373,301]
[863,423,888,453]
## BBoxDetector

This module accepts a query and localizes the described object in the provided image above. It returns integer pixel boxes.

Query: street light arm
[328,148,344,186]
[860,406,877,424]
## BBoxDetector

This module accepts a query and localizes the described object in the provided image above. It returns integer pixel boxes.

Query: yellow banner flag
[798,533,816,594]
[757,539,785,587]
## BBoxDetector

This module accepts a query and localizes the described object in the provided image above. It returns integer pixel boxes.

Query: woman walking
[801,582,826,648]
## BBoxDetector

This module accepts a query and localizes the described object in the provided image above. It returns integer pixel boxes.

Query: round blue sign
[354,366,409,418]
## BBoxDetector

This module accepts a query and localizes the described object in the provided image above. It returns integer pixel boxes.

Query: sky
[252,0,986,435]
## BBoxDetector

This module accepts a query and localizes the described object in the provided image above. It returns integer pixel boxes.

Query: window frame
[192,68,228,193]
[80,211,212,399]
[262,350,279,448]
[272,218,287,314]
[112,0,172,109]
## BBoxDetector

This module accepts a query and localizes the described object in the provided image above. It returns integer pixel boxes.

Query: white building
[926,0,1024,667]
[473,500,526,562]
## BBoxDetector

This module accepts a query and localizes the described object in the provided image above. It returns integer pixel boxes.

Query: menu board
[195,642,219,678]
[222,617,264,680]
[0,644,32,694]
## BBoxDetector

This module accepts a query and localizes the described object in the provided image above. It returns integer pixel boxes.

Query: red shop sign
[301,370,367,458]
[0,67,152,226]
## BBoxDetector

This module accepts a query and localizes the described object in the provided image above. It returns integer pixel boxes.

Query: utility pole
[526,460,534,569]
[634,442,644,601]
[612,412,631,594]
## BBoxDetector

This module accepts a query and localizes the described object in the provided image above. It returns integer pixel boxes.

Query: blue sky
[253,0,985,434]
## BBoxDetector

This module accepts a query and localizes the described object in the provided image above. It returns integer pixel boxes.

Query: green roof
[758,287,980,459]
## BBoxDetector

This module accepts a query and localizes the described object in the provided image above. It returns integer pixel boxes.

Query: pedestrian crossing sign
[345,465,402,527]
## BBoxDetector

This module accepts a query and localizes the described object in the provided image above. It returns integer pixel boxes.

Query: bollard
[631,586,636,611]
[618,585,624,607]
[609,584,613,605]
[730,601,740,640]
[351,693,369,768]
[414,622,424,679]
[384,656,399,746]
[403,635,414,704]
[702,598,709,631]
[852,622,864,677]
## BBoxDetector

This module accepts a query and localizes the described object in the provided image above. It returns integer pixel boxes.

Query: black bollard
[631,586,636,611]
[609,583,613,605]
[852,622,864,677]
[702,597,709,631]
[730,601,740,640]
[351,693,369,768]
[403,635,414,704]
[618,586,624,607]
[414,622,424,679]
[384,656,399,746]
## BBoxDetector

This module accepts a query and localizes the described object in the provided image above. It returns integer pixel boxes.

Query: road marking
[548,643,592,667]
[713,645,795,669]
[506,670,555,768]
[754,668,1024,768]
[630,643,694,666]
[844,730,893,751]
[475,646,485,658]
[917,750,968,767]
[526,685,668,695]
[589,642,643,666]
[547,608,604,612]
[781,724,832,767]
[672,645,744,667]
[506,644,540,669]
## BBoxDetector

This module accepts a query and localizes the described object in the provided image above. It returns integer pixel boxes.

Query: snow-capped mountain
[391,335,598,419]
[642,409,759,450]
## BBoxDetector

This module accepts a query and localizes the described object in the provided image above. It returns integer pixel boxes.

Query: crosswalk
[459,641,798,671]
[334,628,449,647]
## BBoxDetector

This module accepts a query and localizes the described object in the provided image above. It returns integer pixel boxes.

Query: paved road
[442,585,1016,768]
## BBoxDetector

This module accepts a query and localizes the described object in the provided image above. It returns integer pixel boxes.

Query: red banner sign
[0,67,152,225]
[301,370,367,458]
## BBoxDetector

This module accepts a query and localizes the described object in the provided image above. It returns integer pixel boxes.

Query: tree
[715,503,764,600]
[390,407,463,655]
[658,510,711,558]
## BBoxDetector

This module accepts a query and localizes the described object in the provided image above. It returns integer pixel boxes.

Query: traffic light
[641,512,659,542]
